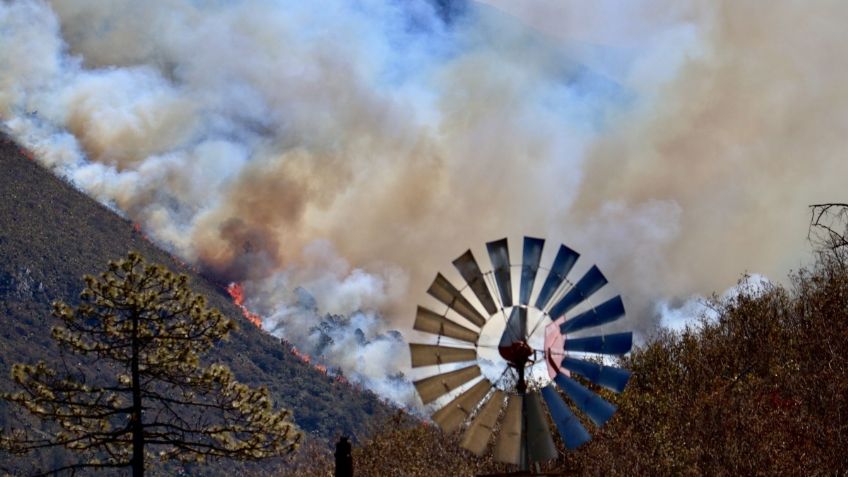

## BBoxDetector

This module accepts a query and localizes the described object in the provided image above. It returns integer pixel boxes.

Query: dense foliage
[572,258,846,474]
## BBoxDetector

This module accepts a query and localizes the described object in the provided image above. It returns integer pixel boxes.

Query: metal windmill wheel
[409,236,632,471]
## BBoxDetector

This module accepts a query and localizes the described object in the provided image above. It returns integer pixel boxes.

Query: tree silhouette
[0,252,301,476]
[809,203,848,254]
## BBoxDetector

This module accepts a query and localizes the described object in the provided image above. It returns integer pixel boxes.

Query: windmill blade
[498,307,527,348]
[560,357,632,393]
[414,306,479,344]
[432,379,492,433]
[548,265,608,319]
[428,273,487,328]
[486,238,512,308]
[414,365,481,405]
[409,344,477,368]
[559,295,625,334]
[461,390,505,455]
[519,237,545,305]
[453,250,498,315]
[553,374,617,427]
[565,332,633,355]
[540,385,590,449]
[534,245,579,310]
[525,391,557,462]
[493,394,523,465]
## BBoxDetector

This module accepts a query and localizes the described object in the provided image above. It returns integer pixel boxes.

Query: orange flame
[290,345,310,363]
[291,346,327,373]
[131,222,153,244]
[18,147,34,161]
[226,282,263,329]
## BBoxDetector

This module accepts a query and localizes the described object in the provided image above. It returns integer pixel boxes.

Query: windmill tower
[410,236,632,473]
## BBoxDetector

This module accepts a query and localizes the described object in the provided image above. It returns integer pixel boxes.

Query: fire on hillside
[226,282,263,329]
[225,282,348,384]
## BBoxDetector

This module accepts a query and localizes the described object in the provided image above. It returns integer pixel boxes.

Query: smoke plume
[2,0,847,405]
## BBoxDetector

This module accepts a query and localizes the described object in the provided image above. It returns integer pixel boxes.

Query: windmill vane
[410,236,633,472]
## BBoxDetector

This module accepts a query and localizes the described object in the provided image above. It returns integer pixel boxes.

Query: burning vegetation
[225,282,347,382]
[288,345,328,375]
[226,282,263,329]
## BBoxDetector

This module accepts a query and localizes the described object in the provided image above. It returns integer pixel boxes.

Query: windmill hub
[498,339,532,369]
[476,304,547,390]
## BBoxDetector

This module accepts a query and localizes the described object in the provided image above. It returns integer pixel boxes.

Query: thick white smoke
[2,0,847,406]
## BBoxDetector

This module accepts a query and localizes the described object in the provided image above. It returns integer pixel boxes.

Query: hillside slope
[0,133,395,473]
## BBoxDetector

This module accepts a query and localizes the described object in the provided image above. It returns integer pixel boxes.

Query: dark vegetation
[0,133,394,474]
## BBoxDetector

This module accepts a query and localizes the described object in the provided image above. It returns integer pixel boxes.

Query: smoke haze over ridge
[2,0,846,405]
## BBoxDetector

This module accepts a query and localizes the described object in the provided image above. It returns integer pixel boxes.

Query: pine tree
[0,252,301,476]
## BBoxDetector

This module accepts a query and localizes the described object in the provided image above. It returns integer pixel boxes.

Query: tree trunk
[131,311,144,477]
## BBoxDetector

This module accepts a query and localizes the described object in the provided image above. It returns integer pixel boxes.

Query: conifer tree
[0,252,301,476]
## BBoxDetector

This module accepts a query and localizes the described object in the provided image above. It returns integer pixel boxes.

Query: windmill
[409,236,632,472]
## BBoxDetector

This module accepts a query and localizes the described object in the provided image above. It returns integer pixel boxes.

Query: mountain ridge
[0,131,396,474]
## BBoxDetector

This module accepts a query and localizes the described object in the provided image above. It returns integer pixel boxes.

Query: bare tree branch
[809,203,848,251]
